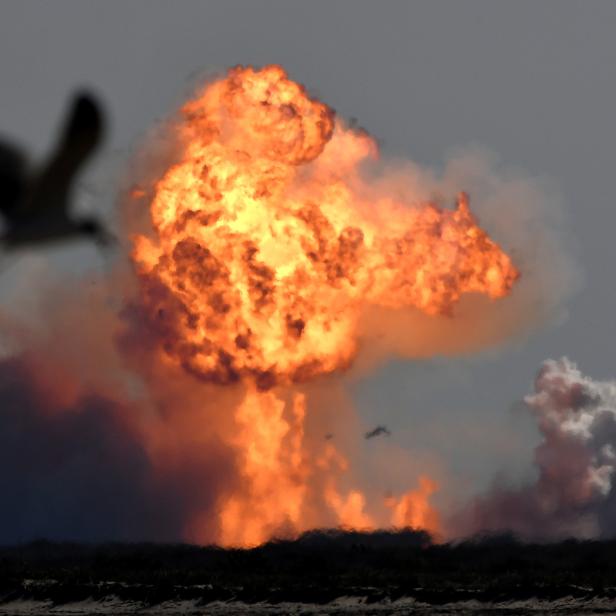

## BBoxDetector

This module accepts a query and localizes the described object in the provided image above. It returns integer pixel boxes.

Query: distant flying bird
[0,92,115,249]
[324,433,334,441]
[364,425,391,440]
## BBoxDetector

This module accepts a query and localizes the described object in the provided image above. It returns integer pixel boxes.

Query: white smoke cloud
[450,357,616,540]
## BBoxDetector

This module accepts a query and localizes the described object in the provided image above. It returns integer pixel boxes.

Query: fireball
[131,65,519,546]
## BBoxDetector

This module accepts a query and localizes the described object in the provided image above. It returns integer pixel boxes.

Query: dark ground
[0,529,615,610]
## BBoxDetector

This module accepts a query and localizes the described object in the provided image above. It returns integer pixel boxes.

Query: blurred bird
[0,92,115,249]
[364,425,391,440]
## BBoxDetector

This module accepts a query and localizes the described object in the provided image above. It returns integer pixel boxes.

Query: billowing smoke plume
[0,65,578,545]
[451,357,616,540]
[0,353,233,543]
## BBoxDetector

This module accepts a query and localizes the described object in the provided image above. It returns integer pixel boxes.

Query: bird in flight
[0,92,115,250]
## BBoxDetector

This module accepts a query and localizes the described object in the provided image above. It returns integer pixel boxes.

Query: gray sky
[1,0,615,506]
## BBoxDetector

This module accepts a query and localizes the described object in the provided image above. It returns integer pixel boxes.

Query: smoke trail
[451,357,616,540]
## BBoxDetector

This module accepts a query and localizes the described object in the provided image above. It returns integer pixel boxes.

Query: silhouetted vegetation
[1,529,616,607]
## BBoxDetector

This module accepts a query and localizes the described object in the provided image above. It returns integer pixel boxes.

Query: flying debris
[365,425,391,440]
[0,92,115,250]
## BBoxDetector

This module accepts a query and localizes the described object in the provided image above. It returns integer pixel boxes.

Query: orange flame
[387,476,441,536]
[131,65,519,546]
[218,388,308,547]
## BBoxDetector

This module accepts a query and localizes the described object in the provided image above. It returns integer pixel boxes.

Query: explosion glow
[130,65,520,547]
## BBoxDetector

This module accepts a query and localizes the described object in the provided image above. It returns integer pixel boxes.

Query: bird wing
[0,142,27,224]
[22,92,105,219]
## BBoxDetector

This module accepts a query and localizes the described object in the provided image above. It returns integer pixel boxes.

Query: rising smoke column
[126,65,520,547]
[452,357,616,540]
